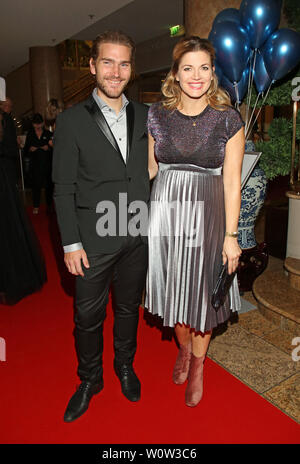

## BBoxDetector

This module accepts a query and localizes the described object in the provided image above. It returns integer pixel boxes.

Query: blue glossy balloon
[212,8,241,29]
[253,52,272,93]
[263,28,300,81]
[239,0,282,49]
[221,67,250,103]
[214,61,223,84]
[208,29,214,44]
[209,21,251,83]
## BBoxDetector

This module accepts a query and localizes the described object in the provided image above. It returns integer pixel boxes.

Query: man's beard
[96,76,129,99]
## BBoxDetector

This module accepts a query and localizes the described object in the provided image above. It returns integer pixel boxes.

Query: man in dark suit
[52,31,149,422]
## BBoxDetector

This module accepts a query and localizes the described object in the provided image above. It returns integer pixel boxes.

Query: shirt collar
[92,88,129,114]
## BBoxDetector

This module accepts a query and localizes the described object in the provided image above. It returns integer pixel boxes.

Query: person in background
[1,97,13,115]
[24,113,53,214]
[0,93,47,305]
[44,98,64,132]
[146,36,245,408]
[0,97,18,182]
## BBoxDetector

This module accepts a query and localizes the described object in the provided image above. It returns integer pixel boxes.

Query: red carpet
[0,208,299,444]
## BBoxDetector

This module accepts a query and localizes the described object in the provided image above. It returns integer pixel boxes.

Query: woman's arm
[23,131,33,157]
[222,126,245,274]
[40,130,51,151]
[148,133,158,180]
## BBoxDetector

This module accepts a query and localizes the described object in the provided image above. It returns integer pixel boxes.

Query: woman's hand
[222,126,245,274]
[29,146,37,152]
[222,237,242,274]
[148,133,158,180]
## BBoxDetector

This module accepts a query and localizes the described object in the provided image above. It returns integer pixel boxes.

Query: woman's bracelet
[225,231,238,238]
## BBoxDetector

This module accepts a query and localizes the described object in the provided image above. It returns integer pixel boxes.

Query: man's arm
[52,111,81,246]
[52,111,89,276]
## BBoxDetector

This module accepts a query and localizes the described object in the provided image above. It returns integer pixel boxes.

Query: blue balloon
[221,67,250,103]
[239,0,282,49]
[209,21,251,83]
[212,8,241,29]
[214,61,223,84]
[208,29,214,44]
[263,28,300,81]
[253,52,272,93]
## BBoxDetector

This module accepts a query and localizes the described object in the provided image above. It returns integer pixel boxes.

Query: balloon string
[233,82,240,110]
[245,49,257,130]
[245,92,260,135]
[245,51,253,128]
[246,81,273,140]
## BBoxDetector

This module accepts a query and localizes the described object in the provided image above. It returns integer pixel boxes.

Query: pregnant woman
[145,36,245,407]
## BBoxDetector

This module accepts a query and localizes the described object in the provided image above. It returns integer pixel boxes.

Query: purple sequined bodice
[147,103,244,169]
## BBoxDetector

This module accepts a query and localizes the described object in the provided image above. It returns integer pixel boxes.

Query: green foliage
[249,78,296,107]
[284,0,300,33]
[248,65,300,107]
[294,109,300,140]
[255,115,300,179]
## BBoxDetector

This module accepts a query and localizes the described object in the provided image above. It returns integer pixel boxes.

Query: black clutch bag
[211,263,236,311]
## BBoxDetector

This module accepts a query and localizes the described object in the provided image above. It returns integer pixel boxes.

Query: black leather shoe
[114,363,141,402]
[63,380,103,423]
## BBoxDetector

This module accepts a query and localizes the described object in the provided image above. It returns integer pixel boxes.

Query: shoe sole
[122,392,140,402]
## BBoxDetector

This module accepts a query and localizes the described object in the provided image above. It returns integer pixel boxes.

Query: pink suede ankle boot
[185,353,205,407]
[172,341,192,385]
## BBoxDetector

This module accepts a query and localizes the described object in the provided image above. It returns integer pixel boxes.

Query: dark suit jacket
[52,95,150,254]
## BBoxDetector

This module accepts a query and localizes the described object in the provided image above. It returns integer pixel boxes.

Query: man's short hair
[90,30,136,64]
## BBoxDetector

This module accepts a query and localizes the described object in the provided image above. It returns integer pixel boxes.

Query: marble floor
[208,256,300,424]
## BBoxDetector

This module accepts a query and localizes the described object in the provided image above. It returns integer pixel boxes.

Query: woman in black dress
[0,107,47,305]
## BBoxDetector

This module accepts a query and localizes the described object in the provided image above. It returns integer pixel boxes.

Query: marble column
[184,0,241,37]
[286,192,300,259]
[29,46,63,117]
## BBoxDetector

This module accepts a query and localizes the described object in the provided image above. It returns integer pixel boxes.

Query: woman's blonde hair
[162,36,231,111]
[45,98,64,121]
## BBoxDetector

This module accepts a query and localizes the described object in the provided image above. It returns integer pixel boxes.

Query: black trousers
[32,180,53,208]
[32,153,53,208]
[74,235,148,384]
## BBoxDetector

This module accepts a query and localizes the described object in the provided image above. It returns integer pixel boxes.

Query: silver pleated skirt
[145,162,241,333]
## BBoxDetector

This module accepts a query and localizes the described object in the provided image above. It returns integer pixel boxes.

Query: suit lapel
[84,96,124,165]
[126,102,135,163]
